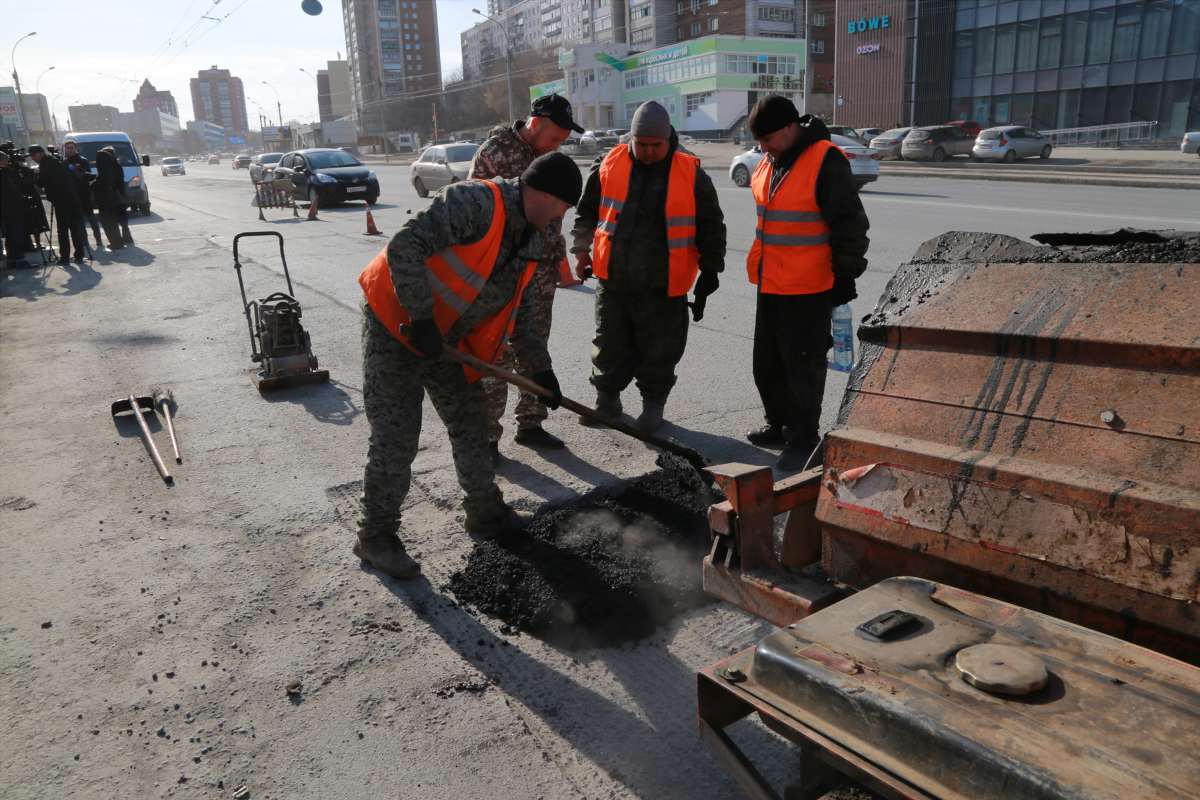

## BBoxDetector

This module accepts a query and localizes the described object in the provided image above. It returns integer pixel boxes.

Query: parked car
[411,143,480,198]
[901,125,975,161]
[869,128,912,159]
[1181,132,1200,154]
[63,130,153,216]
[250,152,284,184]
[208,155,220,165]
[728,134,879,191]
[233,154,252,170]
[160,157,186,176]
[272,148,380,206]
[859,128,886,139]
[606,129,629,140]
[946,120,983,137]
[972,126,1053,163]
[580,130,618,153]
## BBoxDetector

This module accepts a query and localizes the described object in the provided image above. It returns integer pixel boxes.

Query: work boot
[352,532,421,579]
[514,426,565,450]
[122,227,135,246]
[56,255,70,266]
[578,391,622,425]
[747,424,786,446]
[489,441,501,468]
[635,401,665,434]
[464,505,534,537]
[774,436,821,472]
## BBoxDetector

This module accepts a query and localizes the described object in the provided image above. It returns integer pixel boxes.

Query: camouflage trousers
[590,280,689,405]
[483,257,558,441]
[357,301,504,540]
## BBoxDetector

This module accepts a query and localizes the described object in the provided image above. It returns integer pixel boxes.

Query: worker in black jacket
[29,145,88,265]
[743,96,870,471]
[62,140,104,249]
[0,150,31,268]
[94,146,133,248]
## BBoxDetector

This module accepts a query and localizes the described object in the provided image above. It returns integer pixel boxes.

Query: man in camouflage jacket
[469,93,583,463]
[354,154,582,579]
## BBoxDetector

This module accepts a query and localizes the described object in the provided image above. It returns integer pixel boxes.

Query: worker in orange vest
[570,101,726,433]
[744,95,870,471]
[353,153,582,579]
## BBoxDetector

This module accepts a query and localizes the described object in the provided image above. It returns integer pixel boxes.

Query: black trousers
[2,215,25,262]
[752,291,833,444]
[54,207,88,259]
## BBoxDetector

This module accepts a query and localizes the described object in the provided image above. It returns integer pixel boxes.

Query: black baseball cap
[531,93,585,134]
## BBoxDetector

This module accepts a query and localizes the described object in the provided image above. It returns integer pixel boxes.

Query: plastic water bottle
[831,304,855,372]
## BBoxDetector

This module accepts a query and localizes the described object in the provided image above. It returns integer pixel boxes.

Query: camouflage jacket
[384,177,551,373]
[469,119,567,269]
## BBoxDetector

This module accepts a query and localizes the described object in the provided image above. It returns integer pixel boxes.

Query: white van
[64,131,153,217]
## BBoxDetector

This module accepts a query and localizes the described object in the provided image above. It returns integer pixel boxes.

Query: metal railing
[1039,120,1159,148]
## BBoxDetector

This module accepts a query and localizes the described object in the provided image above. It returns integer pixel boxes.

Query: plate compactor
[232,231,330,390]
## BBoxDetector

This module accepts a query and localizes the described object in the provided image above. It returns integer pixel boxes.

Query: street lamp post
[10,31,37,148]
[261,81,283,128]
[472,9,514,125]
[51,93,65,143]
[33,66,54,143]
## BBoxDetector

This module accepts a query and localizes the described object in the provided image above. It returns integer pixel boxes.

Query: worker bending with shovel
[354,152,582,579]
[571,100,726,433]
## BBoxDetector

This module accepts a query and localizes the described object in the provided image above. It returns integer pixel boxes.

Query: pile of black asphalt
[448,453,717,649]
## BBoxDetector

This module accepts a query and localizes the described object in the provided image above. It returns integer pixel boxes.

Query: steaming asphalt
[147,162,1197,470]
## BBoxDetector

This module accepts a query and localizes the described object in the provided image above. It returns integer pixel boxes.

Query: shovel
[111,394,173,484]
[152,387,182,464]
[407,330,714,473]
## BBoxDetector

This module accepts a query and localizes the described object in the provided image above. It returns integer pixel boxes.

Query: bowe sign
[848,15,891,33]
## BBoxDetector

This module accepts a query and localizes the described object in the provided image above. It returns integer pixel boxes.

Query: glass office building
[950,0,1200,137]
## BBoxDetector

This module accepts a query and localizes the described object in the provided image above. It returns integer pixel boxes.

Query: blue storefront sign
[848,16,890,33]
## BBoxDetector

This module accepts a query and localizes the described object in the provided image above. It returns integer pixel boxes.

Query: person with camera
[94,146,133,248]
[0,150,31,268]
[29,145,88,265]
[62,140,105,250]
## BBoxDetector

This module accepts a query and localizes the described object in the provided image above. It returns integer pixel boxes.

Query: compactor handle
[232,231,293,296]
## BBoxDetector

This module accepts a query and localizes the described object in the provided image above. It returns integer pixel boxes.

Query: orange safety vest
[747,138,838,295]
[357,180,537,382]
[592,146,701,297]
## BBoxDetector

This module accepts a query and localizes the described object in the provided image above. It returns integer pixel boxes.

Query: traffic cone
[363,204,383,235]
[557,256,581,288]
[306,193,319,220]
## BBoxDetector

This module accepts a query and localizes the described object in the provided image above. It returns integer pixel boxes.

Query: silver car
[411,143,480,198]
[869,128,911,160]
[972,126,1052,163]
[160,157,186,176]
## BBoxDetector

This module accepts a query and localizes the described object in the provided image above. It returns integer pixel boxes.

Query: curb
[874,168,1200,190]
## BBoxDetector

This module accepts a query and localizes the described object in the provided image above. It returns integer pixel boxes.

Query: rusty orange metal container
[817,236,1200,663]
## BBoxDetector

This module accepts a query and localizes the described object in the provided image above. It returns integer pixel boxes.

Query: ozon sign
[856,43,881,55]
[848,15,890,33]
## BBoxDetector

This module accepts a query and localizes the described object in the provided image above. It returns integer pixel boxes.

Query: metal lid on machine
[954,644,1048,695]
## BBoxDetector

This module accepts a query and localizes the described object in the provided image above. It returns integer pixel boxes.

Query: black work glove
[693,270,720,298]
[407,318,443,359]
[531,369,562,410]
[689,271,720,322]
[828,275,858,308]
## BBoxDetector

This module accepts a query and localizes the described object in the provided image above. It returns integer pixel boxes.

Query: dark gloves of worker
[689,271,720,322]
[828,275,858,308]
[531,370,562,410]
[408,318,444,359]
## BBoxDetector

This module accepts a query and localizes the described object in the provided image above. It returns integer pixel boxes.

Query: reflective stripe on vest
[357,180,538,382]
[592,146,702,297]
[746,139,837,295]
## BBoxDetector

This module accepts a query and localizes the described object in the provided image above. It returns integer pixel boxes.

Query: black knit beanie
[748,95,801,139]
[520,151,583,206]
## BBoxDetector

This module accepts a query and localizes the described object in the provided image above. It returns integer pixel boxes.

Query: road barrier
[255,184,298,220]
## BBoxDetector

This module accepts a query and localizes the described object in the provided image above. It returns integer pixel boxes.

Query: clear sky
[3,0,479,128]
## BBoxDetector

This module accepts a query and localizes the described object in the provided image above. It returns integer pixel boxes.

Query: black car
[249,152,284,184]
[272,148,380,206]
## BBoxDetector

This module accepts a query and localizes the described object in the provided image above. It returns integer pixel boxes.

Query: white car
[728,134,880,191]
[160,157,186,176]
[1182,132,1200,155]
